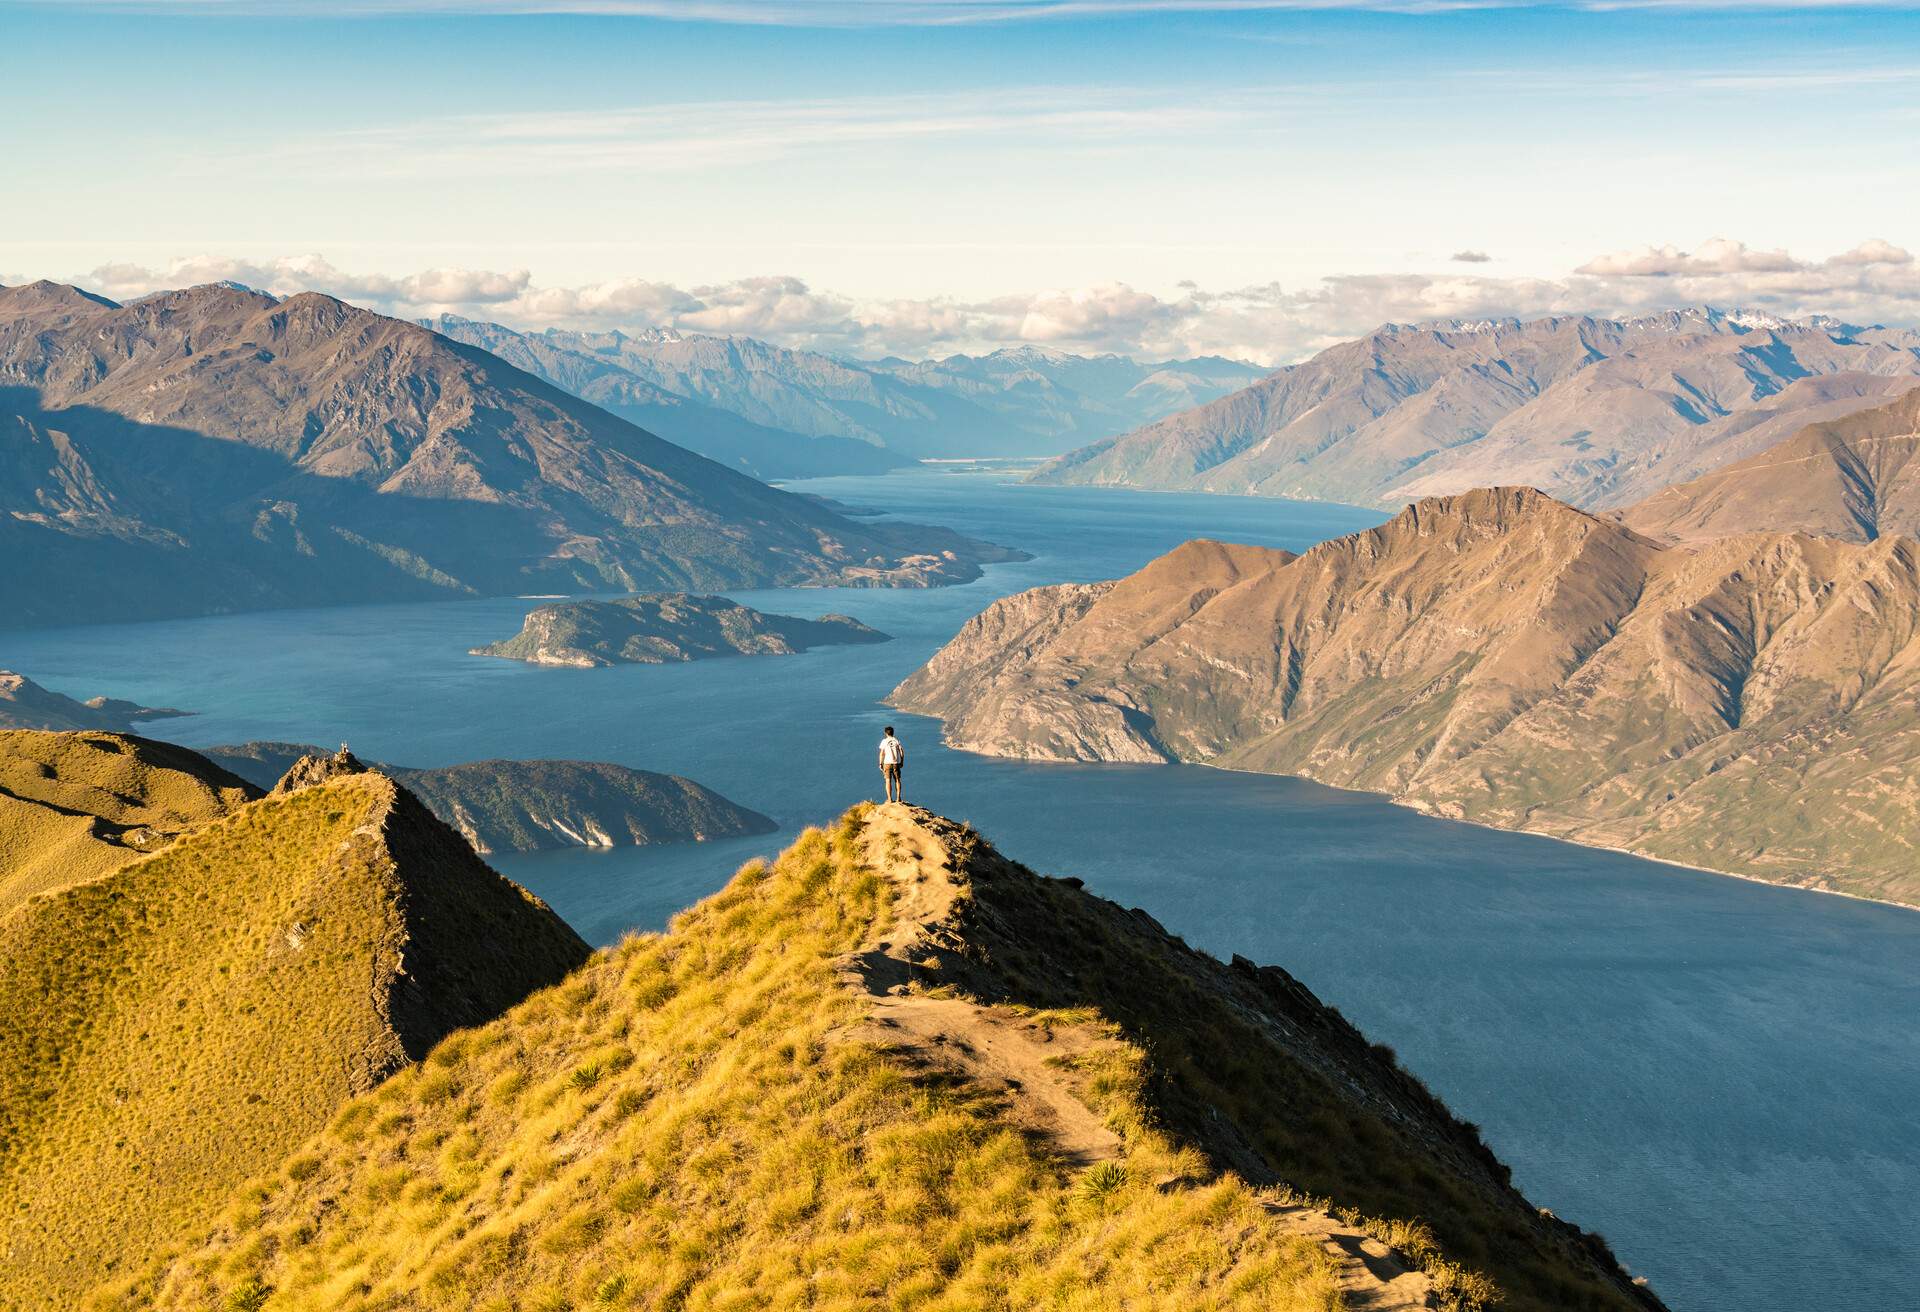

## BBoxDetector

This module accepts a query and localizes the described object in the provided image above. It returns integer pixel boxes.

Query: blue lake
[7,466,1916,1312]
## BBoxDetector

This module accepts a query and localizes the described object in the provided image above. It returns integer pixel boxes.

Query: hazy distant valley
[429,314,1265,476]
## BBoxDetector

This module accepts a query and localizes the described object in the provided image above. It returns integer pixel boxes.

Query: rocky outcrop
[894,487,1920,904]
[471,593,890,667]
[270,744,372,792]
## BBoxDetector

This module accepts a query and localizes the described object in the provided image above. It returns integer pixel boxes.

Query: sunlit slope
[0,730,255,911]
[0,767,589,1309]
[102,806,1660,1312]
[895,488,1920,903]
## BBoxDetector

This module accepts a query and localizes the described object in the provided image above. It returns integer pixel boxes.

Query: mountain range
[1619,385,1920,544]
[429,314,1265,471]
[1032,308,1920,512]
[893,487,1920,905]
[0,281,1020,630]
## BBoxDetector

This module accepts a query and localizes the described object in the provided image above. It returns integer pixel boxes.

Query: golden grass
[0,766,586,1310]
[95,813,1347,1312]
[0,729,255,913]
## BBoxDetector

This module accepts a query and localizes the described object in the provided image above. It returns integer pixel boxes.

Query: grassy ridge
[97,812,1350,1312]
[96,807,1659,1312]
[0,763,589,1309]
[0,730,255,913]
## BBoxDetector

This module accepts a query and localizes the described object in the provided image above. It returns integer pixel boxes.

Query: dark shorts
[882,763,902,779]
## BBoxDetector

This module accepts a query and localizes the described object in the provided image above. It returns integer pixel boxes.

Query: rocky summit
[893,487,1920,904]
[0,282,1022,630]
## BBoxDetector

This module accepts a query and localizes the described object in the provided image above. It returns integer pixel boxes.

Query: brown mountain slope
[1619,387,1920,543]
[1032,310,1920,510]
[893,488,1920,904]
[0,730,254,911]
[0,281,1020,629]
[97,806,1661,1312]
[0,738,589,1309]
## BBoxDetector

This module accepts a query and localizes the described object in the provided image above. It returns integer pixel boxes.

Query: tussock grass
[96,813,1346,1312]
[0,752,585,1311]
[0,729,255,912]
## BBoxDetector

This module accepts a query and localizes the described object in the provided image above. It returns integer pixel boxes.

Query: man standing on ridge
[878,726,905,804]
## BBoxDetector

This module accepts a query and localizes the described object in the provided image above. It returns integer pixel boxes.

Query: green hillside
[97,805,1660,1312]
[0,751,589,1309]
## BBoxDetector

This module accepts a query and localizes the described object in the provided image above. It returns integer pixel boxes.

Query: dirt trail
[837,802,1436,1310]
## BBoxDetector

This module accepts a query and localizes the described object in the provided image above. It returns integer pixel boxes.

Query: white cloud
[55,237,1920,367]
[1829,238,1914,267]
[1575,237,1802,277]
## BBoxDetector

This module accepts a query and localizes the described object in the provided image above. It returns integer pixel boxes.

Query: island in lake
[472,592,891,667]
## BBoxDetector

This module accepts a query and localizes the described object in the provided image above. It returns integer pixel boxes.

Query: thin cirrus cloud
[33,1,1919,19]
[221,90,1271,181]
[58,238,1920,366]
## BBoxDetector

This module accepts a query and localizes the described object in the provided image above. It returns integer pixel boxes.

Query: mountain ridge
[1618,385,1920,543]
[0,282,1021,630]
[1030,308,1920,511]
[0,735,589,1307]
[427,313,1266,464]
[93,804,1662,1312]
[893,487,1920,904]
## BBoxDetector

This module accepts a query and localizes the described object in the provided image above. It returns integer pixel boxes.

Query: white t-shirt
[879,735,904,766]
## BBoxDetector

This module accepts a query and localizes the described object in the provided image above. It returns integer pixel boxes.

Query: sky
[3,0,1919,363]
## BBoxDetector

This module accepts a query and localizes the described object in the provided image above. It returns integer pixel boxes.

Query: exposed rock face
[0,282,1023,631]
[1032,309,1920,509]
[893,488,1920,903]
[207,742,775,853]
[1619,386,1920,543]
[471,592,891,667]
[429,316,1266,463]
[270,744,371,792]
[0,670,189,732]
[0,737,589,1307]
